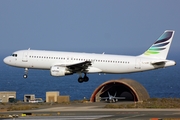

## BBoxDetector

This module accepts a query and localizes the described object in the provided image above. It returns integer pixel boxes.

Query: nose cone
[3,56,11,65]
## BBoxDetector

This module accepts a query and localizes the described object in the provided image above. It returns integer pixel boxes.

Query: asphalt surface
[1,102,180,120]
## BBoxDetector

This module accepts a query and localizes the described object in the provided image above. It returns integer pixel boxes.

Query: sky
[1,0,180,57]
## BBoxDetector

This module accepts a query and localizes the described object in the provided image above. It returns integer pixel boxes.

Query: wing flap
[55,61,102,73]
[57,61,92,73]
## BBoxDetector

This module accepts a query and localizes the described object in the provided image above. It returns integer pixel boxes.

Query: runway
[1,103,180,120]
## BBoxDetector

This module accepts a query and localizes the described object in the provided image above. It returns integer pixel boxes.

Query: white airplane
[3,30,176,83]
[100,92,125,103]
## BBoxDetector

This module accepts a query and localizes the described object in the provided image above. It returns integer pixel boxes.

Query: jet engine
[50,66,72,76]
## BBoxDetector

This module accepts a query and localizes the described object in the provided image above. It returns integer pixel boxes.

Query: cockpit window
[12,54,17,57]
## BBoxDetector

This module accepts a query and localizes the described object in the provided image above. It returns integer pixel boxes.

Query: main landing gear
[78,73,89,83]
[23,68,28,78]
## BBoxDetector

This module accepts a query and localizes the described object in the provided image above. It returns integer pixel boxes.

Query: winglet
[139,30,175,59]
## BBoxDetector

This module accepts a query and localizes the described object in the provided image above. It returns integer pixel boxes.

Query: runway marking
[116,114,145,120]
[173,112,180,114]
[33,106,100,112]
[165,112,180,115]
[9,115,113,120]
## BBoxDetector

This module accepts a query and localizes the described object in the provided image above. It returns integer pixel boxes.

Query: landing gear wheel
[23,74,28,78]
[23,68,28,79]
[83,76,89,82]
[77,73,89,83]
[78,77,84,83]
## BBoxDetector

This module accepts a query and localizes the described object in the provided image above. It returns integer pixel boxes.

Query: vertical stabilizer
[139,30,175,59]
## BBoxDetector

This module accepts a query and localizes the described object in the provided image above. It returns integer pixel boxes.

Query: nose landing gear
[23,68,28,78]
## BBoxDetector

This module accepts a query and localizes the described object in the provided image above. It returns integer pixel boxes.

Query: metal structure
[90,79,149,102]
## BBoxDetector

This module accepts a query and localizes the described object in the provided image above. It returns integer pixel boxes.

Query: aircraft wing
[114,97,126,100]
[60,61,92,73]
[100,97,109,100]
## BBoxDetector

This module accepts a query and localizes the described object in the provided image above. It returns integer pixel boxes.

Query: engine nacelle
[50,66,71,76]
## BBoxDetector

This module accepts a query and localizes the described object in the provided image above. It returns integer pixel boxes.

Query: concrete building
[57,96,70,103]
[46,91,59,102]
[24,94,35,102]
[0,91,16,103]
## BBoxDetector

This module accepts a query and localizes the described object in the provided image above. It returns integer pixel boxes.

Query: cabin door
[135,58,141,69]
[22,52,28,62]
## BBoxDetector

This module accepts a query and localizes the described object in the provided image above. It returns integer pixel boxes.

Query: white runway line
[6,115,113,120]
[116,114,145,120]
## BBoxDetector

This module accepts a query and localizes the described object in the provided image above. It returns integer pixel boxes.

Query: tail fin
[108,92,110,97]
[114,92,117,97]
[139,30,175,59]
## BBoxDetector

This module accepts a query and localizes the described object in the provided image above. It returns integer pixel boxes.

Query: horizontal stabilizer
[151,60,176,67]
[151,60,167,66]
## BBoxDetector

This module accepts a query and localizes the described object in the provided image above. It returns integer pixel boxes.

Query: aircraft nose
[3,56,11,64]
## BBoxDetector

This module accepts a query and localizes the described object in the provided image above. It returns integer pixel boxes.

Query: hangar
[90,78,149,102]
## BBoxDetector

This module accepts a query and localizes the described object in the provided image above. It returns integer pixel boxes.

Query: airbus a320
[4,30,176,83]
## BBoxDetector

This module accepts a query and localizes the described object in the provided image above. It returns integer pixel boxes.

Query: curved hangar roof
[90,78,149,102]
